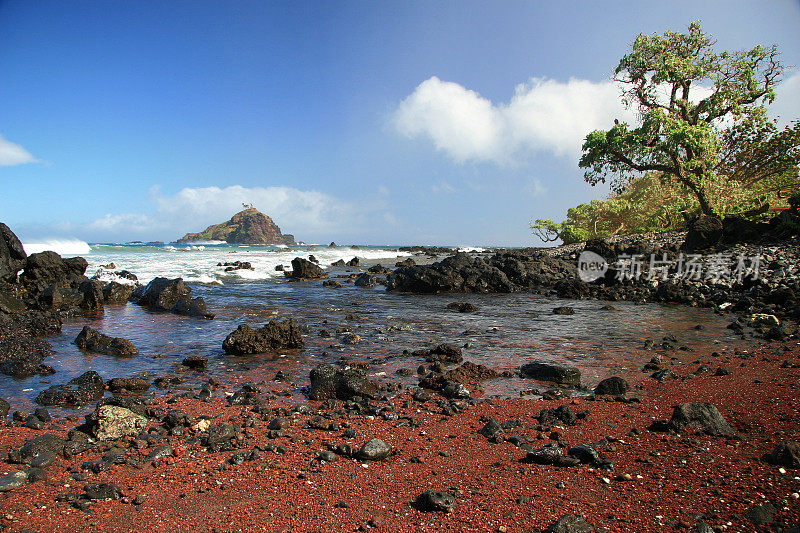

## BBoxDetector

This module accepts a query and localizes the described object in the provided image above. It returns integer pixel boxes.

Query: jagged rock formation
[177,208,296,245]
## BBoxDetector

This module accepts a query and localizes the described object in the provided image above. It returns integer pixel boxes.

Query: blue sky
[1,1,799,246]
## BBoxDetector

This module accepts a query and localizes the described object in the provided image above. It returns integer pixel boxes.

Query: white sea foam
[23,239,92,256]
[80,244,412,285]
[457,246,486,253]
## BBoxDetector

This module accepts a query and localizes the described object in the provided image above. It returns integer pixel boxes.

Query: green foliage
[579,21,799,216]
[532,169,799,244]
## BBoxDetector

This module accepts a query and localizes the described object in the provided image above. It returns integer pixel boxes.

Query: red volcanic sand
[1,342,799,532]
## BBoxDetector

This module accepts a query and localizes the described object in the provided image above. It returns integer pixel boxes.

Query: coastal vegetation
[535,21,800,244]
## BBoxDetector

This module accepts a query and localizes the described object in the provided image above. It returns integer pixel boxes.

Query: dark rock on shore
[37,371,105,407]
[86,404,148,441]
[309,364,378,400]
[0,397,9,419]
[75,326,139,356]
[131,277,212,318]
[181,356,208,370]
[0,222,27,283]
[414,344,463,364]
[108,377,150,392]
[767,441,800,468]
[444,361,498,383]
[667,402,735,436]
[446,302,477,312]
[545,514,595,533]
[414,490,456,512]
[0,334,54,378]
[103,281,134,303]
[358,438,392,461]
[520,362,581,387]
[288,257,326,280]
[222,319,304,355]
[594,376,629,396]
[388,250,576,294]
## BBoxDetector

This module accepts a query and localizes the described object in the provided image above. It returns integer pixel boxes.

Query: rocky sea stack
[177,207,296,245]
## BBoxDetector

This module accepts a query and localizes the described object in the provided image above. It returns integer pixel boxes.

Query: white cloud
[80,185,393,242]
[392,73,800,165]
[392,76,636,164]
[0,134,40,166]
[431,181,456,194]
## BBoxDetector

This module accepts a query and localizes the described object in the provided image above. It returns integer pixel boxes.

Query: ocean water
[2,240,746,414]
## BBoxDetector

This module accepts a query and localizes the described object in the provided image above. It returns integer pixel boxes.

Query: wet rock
[768,441,800,468]
[444,361,498,383]
[289,257,326,279]
[87,405,148,441]
[745,502,776,525]
[667,402,735,436]
[0,397,8,419]
[415,344,463,364]
[0,222,27,283]
[340,333,361,345]
[323,279,342,288]
[358,438,392,461]
[108,377,150,392]
[553,306,574,315]
[204,423,238,452]
[354,273,377,287]
[131,277,211,318]
[102,281,134,303]
[181,355,208,370]
[387,252,514,293]
[594,376,629,396]
[37,371,105,407]
[84,482,123,500]
[0,471,27,492]
[309,364,379,401]
[78,280,105,313]
[0,333,55,378]
[544,514,595,533]
[567,444,605,466]
[74,326,138,356]
[162,409,194,429]
[222,319,305,355]
[414,490,456,512]
[520,362,581,387]
[347,257,360,267]
[446,302,477,313]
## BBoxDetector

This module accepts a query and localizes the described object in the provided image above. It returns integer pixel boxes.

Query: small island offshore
[177,206,296,245]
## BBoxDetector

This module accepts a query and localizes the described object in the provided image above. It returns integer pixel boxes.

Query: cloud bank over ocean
[392,72,800,165]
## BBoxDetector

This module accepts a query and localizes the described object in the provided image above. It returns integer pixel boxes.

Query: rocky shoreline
[1,216,799,532]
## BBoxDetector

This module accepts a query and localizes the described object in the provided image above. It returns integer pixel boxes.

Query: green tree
[580,21,800,217]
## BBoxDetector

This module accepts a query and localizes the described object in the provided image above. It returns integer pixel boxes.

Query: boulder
[768,441,800,468]
[0,334,54,378]
[131,277,211,318]
[520,362,581,387]
[545,514,595,533]
[103,281,134,303]
[74,326,138,356]
[354,273,377,287]
[222,319,304,355]
[0,397,8,419]
[19,434,66,461]
[181,356,208,370]
[414,343,463,364]
[289,257,326,279]
[444,361,498,383]
[84,482,123,500]
[667,402,734,436]
[36,371,105,407]
[107,377,150,392]
[86,405,148,441]
[414,490,456,512]
[78,280,104,313]
[0,222,26,283]
[309,364,379,401]
[0,471,27,492]
[594,376,629,396]
[539,405,578,427]
[357,438,391,461]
